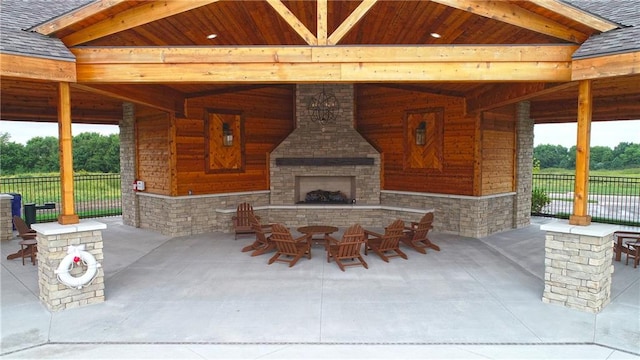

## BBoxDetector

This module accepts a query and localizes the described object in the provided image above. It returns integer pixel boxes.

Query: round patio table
[297,225,339,248]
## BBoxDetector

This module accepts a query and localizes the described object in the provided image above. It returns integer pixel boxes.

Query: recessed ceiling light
[430,32,442,39]
[207,33,218,40]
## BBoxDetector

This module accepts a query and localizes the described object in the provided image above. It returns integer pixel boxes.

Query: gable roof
[567,0,640,59]
[0,0,92,61]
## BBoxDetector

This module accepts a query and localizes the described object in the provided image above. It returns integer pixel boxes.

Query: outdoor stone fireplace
[270,84,381,207]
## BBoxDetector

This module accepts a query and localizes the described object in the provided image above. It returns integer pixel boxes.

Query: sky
[1,119,639,148]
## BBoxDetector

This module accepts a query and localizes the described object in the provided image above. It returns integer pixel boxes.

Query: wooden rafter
[72,83,186,116]
[317,0,328,45]
[31,0,128,35]
[61,0,220,47]
[430,0,588,43]
[265,0,317,46]
[328,0,378,45]
[529,0,618,32]
[466,82,577,113]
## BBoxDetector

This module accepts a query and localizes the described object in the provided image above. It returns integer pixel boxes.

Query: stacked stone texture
[515,102,533,228]
[120,103,138,227]
[0,195,13,241]
[542,231,613,313]
[38,230,105,311]
[270,84,381,206]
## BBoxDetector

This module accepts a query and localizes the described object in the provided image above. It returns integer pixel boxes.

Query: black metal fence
[2,173,638,227]
[532,173,640,226]
[1,174,121,224]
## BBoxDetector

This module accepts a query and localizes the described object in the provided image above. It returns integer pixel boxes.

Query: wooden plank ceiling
[2,0,637,124]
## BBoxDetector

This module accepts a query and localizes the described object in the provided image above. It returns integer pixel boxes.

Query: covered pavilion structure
[1,0,639,313]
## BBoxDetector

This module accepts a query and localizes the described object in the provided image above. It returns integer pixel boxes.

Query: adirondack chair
[364,219,407,262]
[232,202,260,240]
[268,224,312,267]
[400,212,440,254]
[241,213,275,256]
[6,216,38,265]
[325,224,368,271]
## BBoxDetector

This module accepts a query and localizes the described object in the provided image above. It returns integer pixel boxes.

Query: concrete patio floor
[1,216,639,359]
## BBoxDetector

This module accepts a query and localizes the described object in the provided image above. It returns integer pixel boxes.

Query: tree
[0,132,27,174]
[590,146,613,170]
[73,132,120,173]
[23,136,59,173]
[533,144,570,168]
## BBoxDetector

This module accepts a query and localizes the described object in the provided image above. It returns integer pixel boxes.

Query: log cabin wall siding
[481,108,517,195]
[175,86,295,196]
[136,109,172,195]
[355,85,475,196]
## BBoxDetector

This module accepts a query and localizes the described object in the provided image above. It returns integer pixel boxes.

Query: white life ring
[55,245,101,289]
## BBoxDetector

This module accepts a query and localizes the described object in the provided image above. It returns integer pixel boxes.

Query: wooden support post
[57,82,79,225]
[570,80,592,226]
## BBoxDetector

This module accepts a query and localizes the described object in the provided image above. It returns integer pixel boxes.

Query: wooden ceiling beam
[328,0,378,45]
[0,54,76,82]
[531,93,640,123]
[430,0,588,42]
[31,0,128,35]
[72,83,186,116]
[528,0,618,32]
[265,0,317,46]
[71,45,577,63]
[61,0,220,47]
[467,82,577,114]
[75,61,571,83]
[572,51,640,80]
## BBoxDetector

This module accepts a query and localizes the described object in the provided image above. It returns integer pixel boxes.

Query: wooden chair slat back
[412,213,434,240]
[235,202,254,227]
[335,224,365,258]
[379,219,405,250]
[13,216,32,234]
[270,223,299,255]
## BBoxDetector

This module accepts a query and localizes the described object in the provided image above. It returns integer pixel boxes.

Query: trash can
[8,193,21,230]
[23,203,36,229]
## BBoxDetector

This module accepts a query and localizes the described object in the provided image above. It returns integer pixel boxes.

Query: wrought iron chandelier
[307,85,339,126]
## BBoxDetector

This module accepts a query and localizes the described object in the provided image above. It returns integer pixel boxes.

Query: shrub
[531,187,551,213]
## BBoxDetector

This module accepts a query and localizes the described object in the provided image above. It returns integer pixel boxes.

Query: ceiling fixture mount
[430,32,441,38]
[206,33,218,39]
[307,85,339,129]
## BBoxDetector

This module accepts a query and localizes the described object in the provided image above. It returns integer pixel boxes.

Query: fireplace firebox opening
[295,176,355,204]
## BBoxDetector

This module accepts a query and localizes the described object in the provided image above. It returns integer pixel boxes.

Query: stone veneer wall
[121,102,138,227]
[270,84,381,206]
[138,192,270,236]
[515,102,533,228]
[541,224,615,313]
[0,194,13,241]
[34,221,106,311]
[381,191,515,238]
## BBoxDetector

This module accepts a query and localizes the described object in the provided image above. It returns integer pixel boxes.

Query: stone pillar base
[541,221,616,313]
[32,220,106,312]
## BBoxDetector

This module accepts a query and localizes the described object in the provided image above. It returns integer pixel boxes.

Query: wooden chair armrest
[325,234,339,244]
[294,233,312,243]
[364,229,383,238]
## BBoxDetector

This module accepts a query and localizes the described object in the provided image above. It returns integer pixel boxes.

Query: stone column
[514,101,533,228]
[541,222,616,313]
[33,220,106,311]
[120,102,139,227]
[0,194,13,241]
